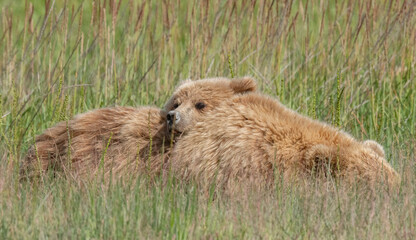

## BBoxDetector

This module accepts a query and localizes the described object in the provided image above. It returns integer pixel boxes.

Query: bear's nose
[167,111,181,125]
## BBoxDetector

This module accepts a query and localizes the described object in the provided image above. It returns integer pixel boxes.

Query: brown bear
[21,77,257,180]
[169,92,400,190]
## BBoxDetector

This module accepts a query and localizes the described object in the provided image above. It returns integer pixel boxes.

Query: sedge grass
[0,0,415,239]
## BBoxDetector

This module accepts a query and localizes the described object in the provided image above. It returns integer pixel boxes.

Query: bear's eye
[195,102,206,110]
[173,103,179,109]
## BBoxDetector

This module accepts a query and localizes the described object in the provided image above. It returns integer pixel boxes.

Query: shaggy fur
[22,77,257,180]
[170,92,400,189]
[22,107,167,180]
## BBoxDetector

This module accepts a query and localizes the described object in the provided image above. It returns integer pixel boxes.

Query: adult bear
[170,92,400,190]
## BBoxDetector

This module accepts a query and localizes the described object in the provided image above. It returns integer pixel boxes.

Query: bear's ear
[363,140,385,158]
[176,79,193,88]
[229,77,257,94]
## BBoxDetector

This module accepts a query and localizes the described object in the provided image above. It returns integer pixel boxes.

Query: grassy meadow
[0,0,415,239]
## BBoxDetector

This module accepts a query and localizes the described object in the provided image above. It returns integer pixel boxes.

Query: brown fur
[21,77,257,180]
[22,107,167,180]
[170,93,400,189]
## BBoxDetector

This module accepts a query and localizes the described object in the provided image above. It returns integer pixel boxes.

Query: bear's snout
[167,111,181,127]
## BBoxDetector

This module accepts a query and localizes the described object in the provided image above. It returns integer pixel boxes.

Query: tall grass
[0,0,415,239]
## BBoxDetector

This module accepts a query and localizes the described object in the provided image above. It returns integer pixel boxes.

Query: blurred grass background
[0,0,415,239]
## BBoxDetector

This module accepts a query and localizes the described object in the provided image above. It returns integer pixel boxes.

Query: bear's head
[304,140,399,187]
[164,77,256,134]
